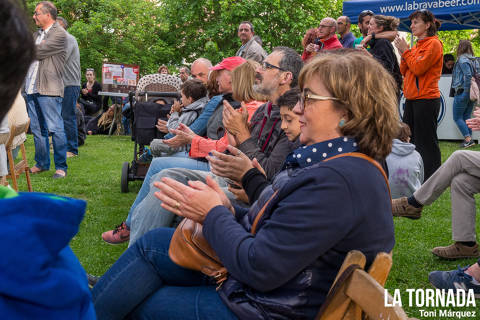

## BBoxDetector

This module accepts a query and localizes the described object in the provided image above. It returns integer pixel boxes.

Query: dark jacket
[237,102,291,179]
[203,138,395,319]
[369,38,403,95]
[81,81,102,107]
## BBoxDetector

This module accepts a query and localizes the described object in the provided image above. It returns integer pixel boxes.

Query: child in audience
[386,122,424,198]
[147,79,208,158]
[228,88,301,204]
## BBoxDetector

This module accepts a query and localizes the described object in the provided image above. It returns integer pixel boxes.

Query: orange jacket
[189,100,264,158]
[400,36,443,100]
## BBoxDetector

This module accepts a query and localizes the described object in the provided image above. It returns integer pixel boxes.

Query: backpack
[469,57,480,103]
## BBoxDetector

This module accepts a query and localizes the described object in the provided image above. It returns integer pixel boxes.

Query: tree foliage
[23,0,480,80]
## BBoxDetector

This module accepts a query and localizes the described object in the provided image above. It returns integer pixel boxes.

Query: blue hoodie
[0,186,95,319]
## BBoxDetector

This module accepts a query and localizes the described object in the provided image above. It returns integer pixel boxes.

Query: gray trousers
[414,150,480,242]
[129,168,234,246]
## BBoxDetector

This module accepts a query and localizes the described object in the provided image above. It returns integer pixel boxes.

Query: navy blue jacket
[203,138,395,319]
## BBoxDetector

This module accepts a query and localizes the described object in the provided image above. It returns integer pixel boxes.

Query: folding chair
[317,250,416,320]
[0,131,9,186]
[6,120,32,192]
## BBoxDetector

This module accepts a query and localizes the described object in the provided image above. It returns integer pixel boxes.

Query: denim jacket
[452,54,475,92]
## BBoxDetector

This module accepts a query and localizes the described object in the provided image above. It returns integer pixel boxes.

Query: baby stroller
[121,74,182,192]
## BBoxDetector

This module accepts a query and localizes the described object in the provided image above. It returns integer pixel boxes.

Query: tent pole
[410,32,414,47]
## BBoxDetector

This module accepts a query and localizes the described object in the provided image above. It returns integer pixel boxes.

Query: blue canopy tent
[343,0,480,31]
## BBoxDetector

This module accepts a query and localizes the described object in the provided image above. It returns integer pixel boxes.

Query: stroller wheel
[121,161,130,193]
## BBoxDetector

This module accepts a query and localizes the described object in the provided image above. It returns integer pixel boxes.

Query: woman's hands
[153,175,233,224]
[466,108,480,131]
[394,35,409,55]
[163,123,197,147]
[207,145,266,183]
[222,100,250,144]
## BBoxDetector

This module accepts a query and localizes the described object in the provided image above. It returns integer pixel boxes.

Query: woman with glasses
[79,68,102,116]
[394,9,443,180]
[91,50,397,319]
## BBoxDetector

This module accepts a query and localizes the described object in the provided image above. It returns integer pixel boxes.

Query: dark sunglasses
[262,61,287,72]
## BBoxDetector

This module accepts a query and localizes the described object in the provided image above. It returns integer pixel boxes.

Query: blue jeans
[453,90,474,138]
[26,94,68,171]
[62,86,80,154]
[125,152,210,227]
[92,228,237,320]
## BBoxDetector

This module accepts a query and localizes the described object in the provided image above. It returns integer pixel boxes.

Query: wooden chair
[0,131,10,186]
[5,120,32,192]
[317,250,415,320]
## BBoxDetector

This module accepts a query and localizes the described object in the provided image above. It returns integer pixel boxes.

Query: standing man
[178,66,190,82]
[25,1,68,179]
[305,18,342,56]
[337,16,356,48]
[354,10,374,47]
[235,21,267,63]
[57,16,81,158]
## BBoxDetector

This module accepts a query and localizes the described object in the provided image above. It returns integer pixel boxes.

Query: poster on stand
[102,63,140,94]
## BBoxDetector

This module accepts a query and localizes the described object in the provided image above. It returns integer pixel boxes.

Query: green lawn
[13,135,480,319]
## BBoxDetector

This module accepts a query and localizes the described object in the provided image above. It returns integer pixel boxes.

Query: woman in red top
[395,9,443,180]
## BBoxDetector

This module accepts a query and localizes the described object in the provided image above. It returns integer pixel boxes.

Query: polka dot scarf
[284,136,358,169]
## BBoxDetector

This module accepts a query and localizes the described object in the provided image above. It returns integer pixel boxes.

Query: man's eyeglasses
[299,90,340,112]
[318,24,334,29]
[33,11,44,16]
[262,61,287,72]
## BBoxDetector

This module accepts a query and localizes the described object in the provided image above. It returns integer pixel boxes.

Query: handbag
[168,152,389,287]
[168,190,278,286]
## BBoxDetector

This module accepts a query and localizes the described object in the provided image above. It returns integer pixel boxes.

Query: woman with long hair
[92,50,398,320]
[452,40,476,148]
[364,15,403,96]
[394,9,443,180]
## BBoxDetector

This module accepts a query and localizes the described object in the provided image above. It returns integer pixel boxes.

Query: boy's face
[280,104,301,141]
[180,91,193,107]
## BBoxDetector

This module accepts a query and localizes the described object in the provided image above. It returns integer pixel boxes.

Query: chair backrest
[6,120,29,149]
[0,132,10,145]
[317,251,411,320]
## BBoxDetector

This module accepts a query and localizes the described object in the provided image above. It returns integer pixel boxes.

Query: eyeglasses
[262,61,287,72]
[360,10,374,15]
[299,89,340,112]
[318,24,334,29]
[33,11,44,16]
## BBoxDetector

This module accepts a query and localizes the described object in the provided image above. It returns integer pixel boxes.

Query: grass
[12,136,480,319]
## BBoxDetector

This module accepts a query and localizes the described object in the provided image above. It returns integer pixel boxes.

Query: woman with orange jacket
[395,9,443,180]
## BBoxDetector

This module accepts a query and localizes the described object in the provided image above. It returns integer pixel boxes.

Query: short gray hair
[272,46,303,88]
[57,16,68,29]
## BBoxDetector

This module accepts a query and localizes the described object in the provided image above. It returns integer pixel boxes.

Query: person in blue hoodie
[0,1,95,319]
[386,122,424,199]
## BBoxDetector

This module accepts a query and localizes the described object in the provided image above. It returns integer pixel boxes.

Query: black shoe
[460,139,475,148]
[87,274,100,289]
